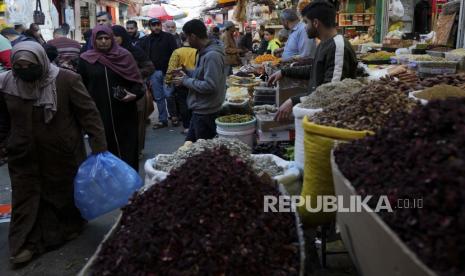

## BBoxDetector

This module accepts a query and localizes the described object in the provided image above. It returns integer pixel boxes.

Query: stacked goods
[92,147,301,275]
[312,84,419,131]
[334,99,465,275]
[414,85,465,100]
[387,66,419,84]
[299,79,364,109]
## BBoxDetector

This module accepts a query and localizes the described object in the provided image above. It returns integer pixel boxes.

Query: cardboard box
[257,129,295,142]
[256,114,293,132]
[276,77,309,106]
[330,153,436,276]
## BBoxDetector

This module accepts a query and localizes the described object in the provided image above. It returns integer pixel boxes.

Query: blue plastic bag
[74,151,142,220]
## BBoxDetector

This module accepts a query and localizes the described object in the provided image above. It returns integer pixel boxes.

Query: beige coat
[222,32,241,66]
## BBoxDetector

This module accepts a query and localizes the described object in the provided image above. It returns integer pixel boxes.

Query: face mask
[14,64,43,82]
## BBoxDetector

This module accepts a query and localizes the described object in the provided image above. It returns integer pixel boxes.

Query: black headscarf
[111,25,147,63]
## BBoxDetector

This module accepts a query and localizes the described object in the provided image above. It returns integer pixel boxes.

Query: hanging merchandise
[33,0,45,25]
[233,0,246,22]
[389,0,405,21]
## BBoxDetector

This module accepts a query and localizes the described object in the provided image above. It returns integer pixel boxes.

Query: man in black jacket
[269,0,357,121]
[239,26,253,52]
[138,18,178,128]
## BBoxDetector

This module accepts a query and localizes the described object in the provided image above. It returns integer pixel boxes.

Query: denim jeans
[186,113,218,142]
[149,70,169,124]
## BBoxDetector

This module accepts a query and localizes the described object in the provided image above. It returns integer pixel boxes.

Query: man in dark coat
[239,26,253,52]
[138,18,178,129]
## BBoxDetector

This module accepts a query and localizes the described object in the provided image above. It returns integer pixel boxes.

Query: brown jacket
[0,69,107,256]
[222,32,241,66]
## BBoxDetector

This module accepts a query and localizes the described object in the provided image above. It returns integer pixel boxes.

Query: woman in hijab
[0,41,107,264]
[112,25,154,159]
[79,25,144,170]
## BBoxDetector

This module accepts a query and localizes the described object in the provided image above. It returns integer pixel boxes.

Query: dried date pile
[335,99,465,275]
[92,147,301,275]
[419,73,465,90]
[312,84,418,131]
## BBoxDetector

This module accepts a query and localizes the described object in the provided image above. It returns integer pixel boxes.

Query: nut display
[312,84,419,131]
[299,78,364,109]
[217,114,254,123]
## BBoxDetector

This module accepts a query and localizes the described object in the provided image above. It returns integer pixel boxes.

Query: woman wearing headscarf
[79,25,144,170]
[112,25,154,159]
[0,41,107,264]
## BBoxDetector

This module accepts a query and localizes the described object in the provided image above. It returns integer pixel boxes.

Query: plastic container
[445,52,465,71]
[215,116,256,132]
[143,156,170,187]
[292,105,322,169]
[216,127,256,148]
[426,50,446,58]
[416,61,458,76]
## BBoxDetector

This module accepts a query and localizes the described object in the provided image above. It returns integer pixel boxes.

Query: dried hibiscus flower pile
[335,98,465,275]
[92,147,301,275]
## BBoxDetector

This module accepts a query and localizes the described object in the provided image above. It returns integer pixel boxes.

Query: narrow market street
[0,123,186,276]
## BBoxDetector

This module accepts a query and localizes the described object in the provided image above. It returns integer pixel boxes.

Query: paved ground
[0,123,186,276]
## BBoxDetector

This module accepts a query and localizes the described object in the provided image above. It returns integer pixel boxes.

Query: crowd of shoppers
[0,0,328,265]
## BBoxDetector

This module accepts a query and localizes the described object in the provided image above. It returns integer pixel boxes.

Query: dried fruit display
[92,147,301,275]
[254,54,280,64]
[419,73,465,89]
[300,78,364,109]
[312,84,419,131]
[335,99,465,276]
[377,76,421,93]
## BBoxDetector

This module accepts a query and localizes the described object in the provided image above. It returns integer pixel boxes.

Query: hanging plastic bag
[74,151,143,220]
[389,0,405,22]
